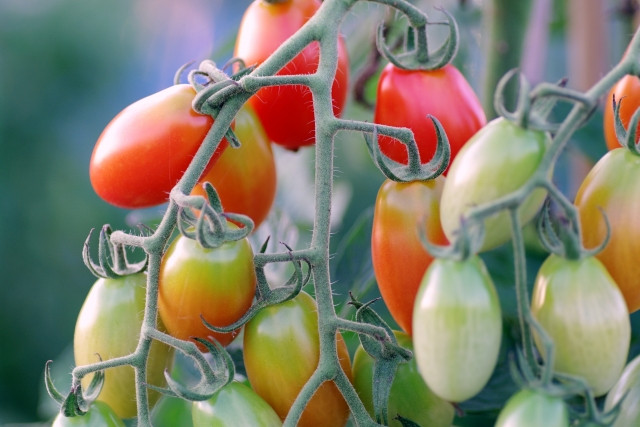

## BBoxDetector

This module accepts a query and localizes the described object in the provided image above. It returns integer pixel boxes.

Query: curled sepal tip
[419,216,484,261]
[45,360,105,417]
[613,95,640,154]
[82,225,147,279]
[376,8,458,71]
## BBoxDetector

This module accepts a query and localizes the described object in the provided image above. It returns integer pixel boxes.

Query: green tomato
[74,273,174,419]
[440,117,549,251]
[51,401,125,427]
[352,330,455,427]
[604,354,640,426]
[412,256,502,402]
[192,381,282,427]
[495,388,569,427]
[531,254,631,397]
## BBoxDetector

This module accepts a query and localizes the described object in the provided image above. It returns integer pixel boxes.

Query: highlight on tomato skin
[89,84,228,209]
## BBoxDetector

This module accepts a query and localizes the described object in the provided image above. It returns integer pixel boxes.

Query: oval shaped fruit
[495,388,569,427]
[604,354,640,427]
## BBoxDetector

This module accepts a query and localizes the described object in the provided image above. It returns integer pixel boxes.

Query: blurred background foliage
[0,0,638,424]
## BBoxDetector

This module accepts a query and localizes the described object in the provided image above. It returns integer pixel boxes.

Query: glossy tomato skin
[352,330,455,427]
[51,401,125,427]
[531,254,630,397]
[371,178,447,336]
[158,232,256,348]
[243,291,352,427]
[603,74,640,150]
[412,256,502,402]
[74,273,174,419]
[192,381,282,427]
[192,106,276,230]
[604,354,640,427]
[575,148,640,312]
[494,389,569,427]
[440,117,549,251]
[374,63,486,172]
[234,0,349,149]
[90,84,228,209]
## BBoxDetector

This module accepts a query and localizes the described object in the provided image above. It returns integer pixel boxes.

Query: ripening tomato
[604,354,640,427]
[51,401,125,427]
[243,292,352,426]
[192,106,276,230]
[192,381,282,427]
[371,178,447,336]
[412,256,502,402]
[440,117,549,251]
[158,231,256,348]
[495,388,570,427]
[74,273,174,419]
[575,148,640,312]
[234,0,349,149]
[603,74,640,150]
[531,254,630,397]
[90,84,228,209]
[374,63,486,173]
[352,330,455,427]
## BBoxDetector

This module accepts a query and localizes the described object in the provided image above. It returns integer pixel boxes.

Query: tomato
[604,354,640,427]
[494,388,569,427]
[192,381,282,427]
[412,256,502,402]
[90,84,228,209]
[158,231,256,348]
[192,106,276,230]
[439,117,549,251]
[52,401,125,427]
[530,254,630,397]
[352,330,455,427]
[74,273,174,419]
[575,148,640,312]
[371,178,447,336]
[234,0,349,149]
[603,74,640,150]
[243,291,352,426]
[374,63,486,173]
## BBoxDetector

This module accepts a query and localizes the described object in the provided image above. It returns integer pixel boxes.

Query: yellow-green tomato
[352,330,455,427]
[495,389,569,427]
[604,354,640,426]
[412,256,502,402]
[74,273,174,419]
[531,254,630,397]
[192,381,282,427]
[440,117,549,251]
[51,401,125,427]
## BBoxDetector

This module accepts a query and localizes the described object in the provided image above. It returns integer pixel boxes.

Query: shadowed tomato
[52,401,125,427]
[495,389,569,427]
[603,74,640,150]
[90,84,228,209]
[234,0,349,149]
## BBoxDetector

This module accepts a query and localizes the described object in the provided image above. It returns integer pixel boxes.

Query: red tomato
[374,63,486,173]
[90,84,228,209]
[234,0,349,149]
[158,231,256,348]
[371,178,447,336]
[243,292,352,426]
[603,74,640,150]
[192,106,276,230]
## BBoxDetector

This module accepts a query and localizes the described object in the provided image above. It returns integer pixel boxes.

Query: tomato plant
[51,401,125,427]
[439,117,549,251]
[371,178,447,336]
[412,256,502,402]
[374,63,486,172]
[89,84,228,209]
[530,254,630,397]
[574,147,640,312]
[74,273,174,419]
[192,105,276,230]
[234,0,349,149]
[192,381,282,427]
[243,291,352,426]
[351,330,455,427]
[158,231,256,348]
[604,354,640,427]
[603,75,640,150]
[494,389,569,427]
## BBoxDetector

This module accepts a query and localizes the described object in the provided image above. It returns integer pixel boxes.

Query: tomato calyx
[419,216,484,262]
[611,94,640,154]
[45,359,105,418]
[83,225,147,279]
